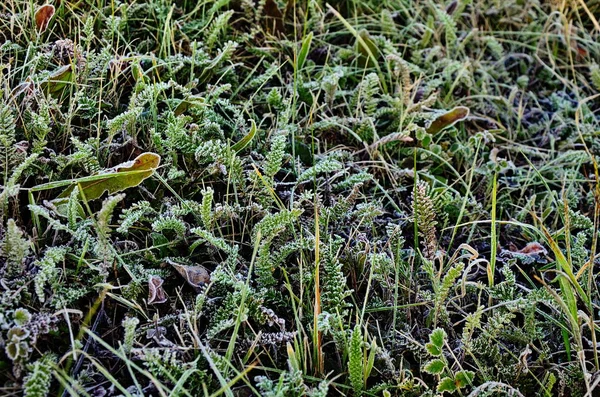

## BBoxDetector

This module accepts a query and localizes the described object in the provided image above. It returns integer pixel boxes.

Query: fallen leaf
[517,242,547,256]
[35,4,55,33]
[56,152,161,201]
[166,258,210,291]
[12,78,35,97]
[148,275,168,304]
[426,106,470,134]
[500,241,548,264]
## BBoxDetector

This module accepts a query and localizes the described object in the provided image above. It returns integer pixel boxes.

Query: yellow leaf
[58,153,161,201]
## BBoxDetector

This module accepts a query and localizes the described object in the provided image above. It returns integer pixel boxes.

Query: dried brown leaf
[426,106,470,134]
[148,275,168,304]
[35,4,55,33]
[166,259,210,291]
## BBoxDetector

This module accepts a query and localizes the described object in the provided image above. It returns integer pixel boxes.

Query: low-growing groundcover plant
[1,0,600,395]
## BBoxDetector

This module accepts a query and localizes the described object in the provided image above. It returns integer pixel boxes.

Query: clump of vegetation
[1,0,599,395]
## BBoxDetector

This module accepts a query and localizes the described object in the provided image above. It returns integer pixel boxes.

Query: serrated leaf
[437,377,457,393]
[347,325,364,394]
[426,106,469,134]
[54,153,160,201]
[429,328,446,349]
[455,370,474,388]
[423,359,445,374]
[425,342,442,356]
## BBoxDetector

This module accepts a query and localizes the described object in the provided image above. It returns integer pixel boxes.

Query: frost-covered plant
[1,219,31,277]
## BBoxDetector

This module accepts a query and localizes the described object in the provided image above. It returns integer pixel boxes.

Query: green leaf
[429,328,446,349]
[297,31,313,71]
[326,4,387,92]
[232,120,257,153]
[425,342,442,357]
[365,338,377,382]
[53,153,160,201]
[426,106,470,134]
[356,29,379,68]
[347,325,364,394]
[437,377,457,393]
[41,64,74,96]
[173,94,206,116]
[455,370,474,388]
[421,133,432,147]
[423,359,445,374]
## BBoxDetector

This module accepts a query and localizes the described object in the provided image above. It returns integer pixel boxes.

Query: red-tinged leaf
[455,370,474,388]
[517,242,547,256]
[35,4,55,33]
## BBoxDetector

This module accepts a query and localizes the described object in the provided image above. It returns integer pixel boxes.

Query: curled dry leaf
[148,275,168,304]
[166,259,210,291]
[489,147,500,163]
[426,106,470,134]
[15,141,30,154]
[12,78,35,98]
[35,4,55,33]
[517,242,547,256]
[146,326,166,340]
[500,241,548,264]
[518,345,532,374]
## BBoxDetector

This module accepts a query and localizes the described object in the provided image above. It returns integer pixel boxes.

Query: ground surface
[1,0,600,396]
